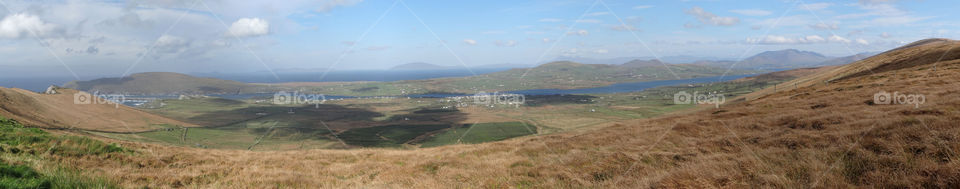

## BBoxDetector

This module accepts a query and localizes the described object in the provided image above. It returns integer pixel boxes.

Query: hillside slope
[408,60,756,93]
[38,38,960,188]
[0,87,194,132]
[63,72,265,95]
[748,38,960,100]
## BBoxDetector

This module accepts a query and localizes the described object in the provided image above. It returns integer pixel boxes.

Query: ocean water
[0,76,82,92]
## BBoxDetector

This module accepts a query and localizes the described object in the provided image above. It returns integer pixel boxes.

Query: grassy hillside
[63,72,267,95]
[0,87,194,132]
[0,117,121,188]
[23,38,957,188]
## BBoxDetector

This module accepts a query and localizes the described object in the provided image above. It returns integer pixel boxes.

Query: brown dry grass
[0,88,194,132]
[28,39,960,188]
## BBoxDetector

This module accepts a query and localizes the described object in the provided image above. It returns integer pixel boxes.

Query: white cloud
[542,38,551,43]
[828,35,851,43]
[567,29,589,36]
[594,49,608,54]
[834,3,930,27]
[880,32,892,38]
[463,39,477,45]
[227,18,269,37]
[809,23,839,30]
[746,35,853,44]
[805,35,826,43]
[730,9,772,16]
[0,13,59,39]
[155,34,190,54]
[685,7,739,26]
[494,40,517,47]
[747,35,803,44]
[856,38,870,45]
[538,18,563,22]
[633,5,653,10]
[316,0,363,12]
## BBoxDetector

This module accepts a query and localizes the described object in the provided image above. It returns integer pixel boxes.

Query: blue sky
[0,0,956,78]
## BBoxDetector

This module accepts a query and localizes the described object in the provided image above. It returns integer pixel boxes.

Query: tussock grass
[0,117,121,188]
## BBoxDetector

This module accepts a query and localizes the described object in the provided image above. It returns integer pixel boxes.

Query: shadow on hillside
[191,104,469,130]
[523,94,597,107]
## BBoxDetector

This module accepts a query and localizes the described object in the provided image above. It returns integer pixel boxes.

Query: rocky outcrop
[43,85,60,94]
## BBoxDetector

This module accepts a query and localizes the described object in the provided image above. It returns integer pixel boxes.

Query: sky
[0,0,957,78]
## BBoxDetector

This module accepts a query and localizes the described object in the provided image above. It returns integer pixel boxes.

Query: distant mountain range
[551,56,733,65]
[690,49,877,70]
[552,49,877,70]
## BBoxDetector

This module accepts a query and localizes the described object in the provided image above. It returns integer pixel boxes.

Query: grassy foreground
[0,117,121,188]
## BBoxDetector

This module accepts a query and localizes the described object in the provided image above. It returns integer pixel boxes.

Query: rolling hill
[738,49,830,69]
[0,86,194,132]
[63,72,265,95]
[390,60,757,94]
[64,61,756,96]
[816,52,878,66]
[3,38,959,188]
[693,50,875,70]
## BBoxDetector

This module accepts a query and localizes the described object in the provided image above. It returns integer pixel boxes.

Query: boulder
[44,85,60,94]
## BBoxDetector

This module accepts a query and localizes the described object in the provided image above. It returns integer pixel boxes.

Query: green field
[420,122,536,147]
[338,124,452,148]
[87,72,789,151]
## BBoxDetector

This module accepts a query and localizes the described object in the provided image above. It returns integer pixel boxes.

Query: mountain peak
[736,49,830,69]
[621,59,664,68]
